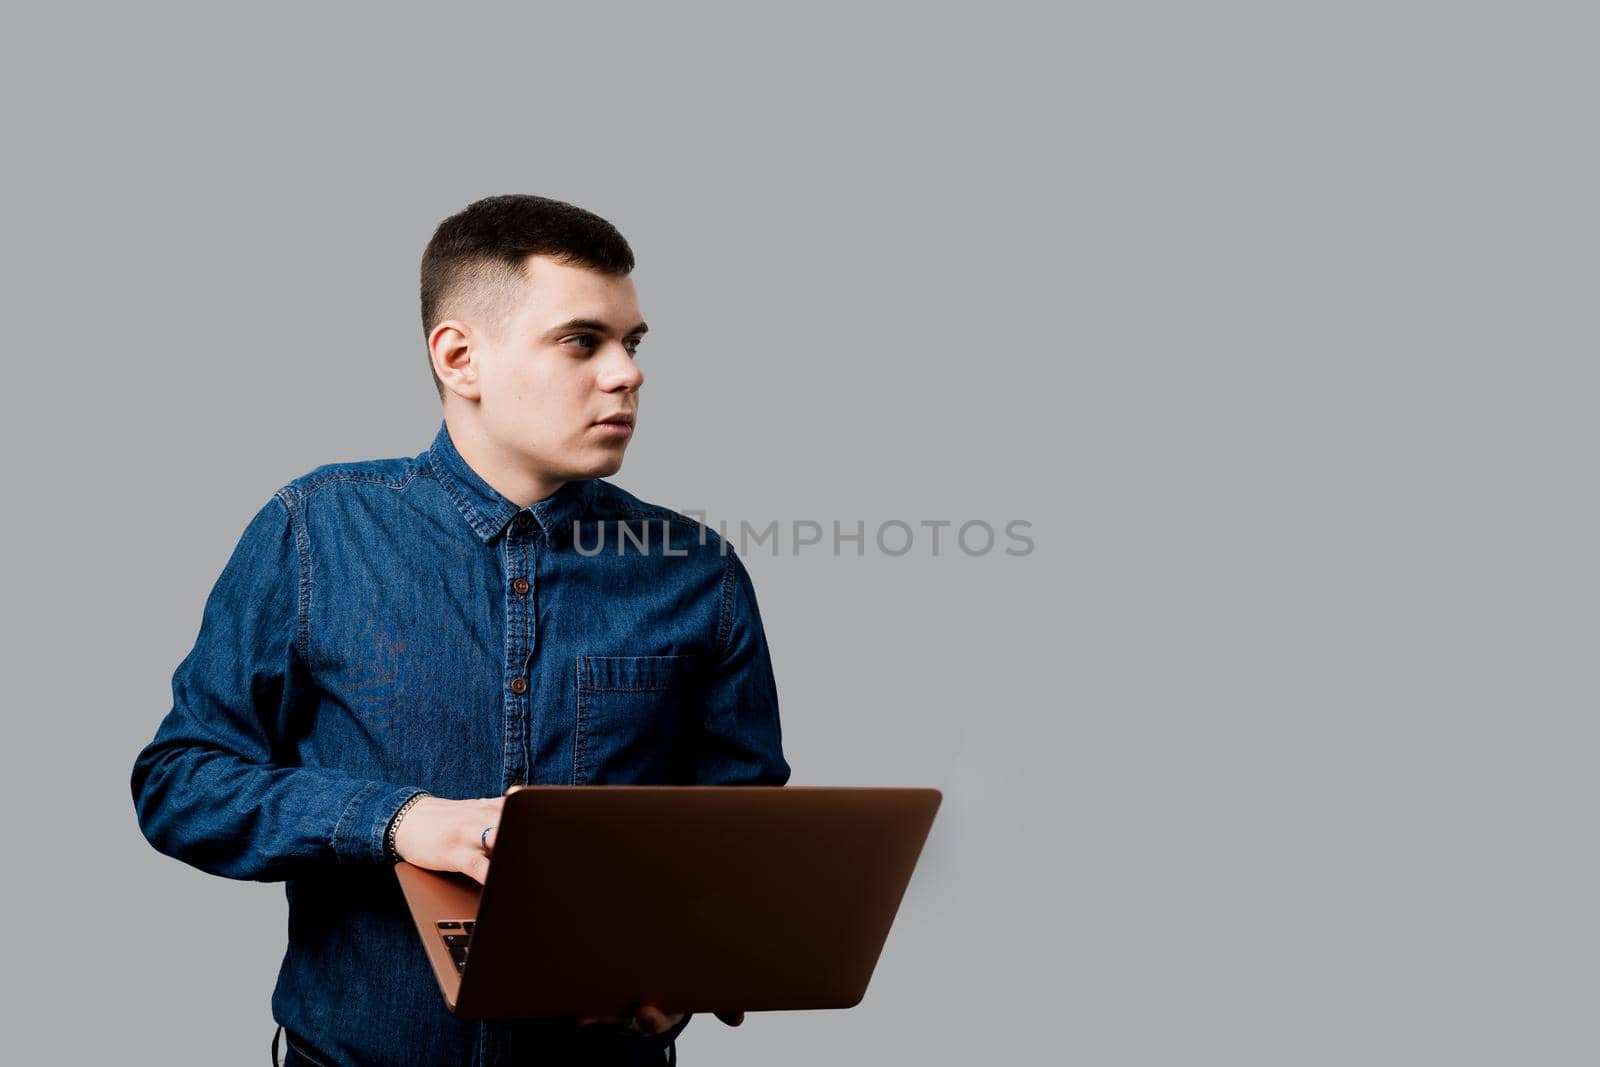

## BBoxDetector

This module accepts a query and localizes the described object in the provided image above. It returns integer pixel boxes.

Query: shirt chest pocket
[574,654,691,784]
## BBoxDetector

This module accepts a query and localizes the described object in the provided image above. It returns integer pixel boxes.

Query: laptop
[393,784,942,1019]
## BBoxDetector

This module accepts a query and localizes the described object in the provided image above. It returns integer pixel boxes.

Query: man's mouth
[594,413,635,437]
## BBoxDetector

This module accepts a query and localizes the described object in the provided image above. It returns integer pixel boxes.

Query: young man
[130,194,789,1066]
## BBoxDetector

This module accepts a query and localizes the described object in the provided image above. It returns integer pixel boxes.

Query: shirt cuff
[332,782,432,863]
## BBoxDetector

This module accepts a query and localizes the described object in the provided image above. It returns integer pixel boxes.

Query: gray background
[4,3,1594,1063]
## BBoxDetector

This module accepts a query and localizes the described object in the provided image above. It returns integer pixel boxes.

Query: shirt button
[512,577,530,596]
[513,513,531,531]
[510,676,528,695]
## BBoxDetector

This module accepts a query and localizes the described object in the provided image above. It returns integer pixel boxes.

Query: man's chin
[573,452,626,479]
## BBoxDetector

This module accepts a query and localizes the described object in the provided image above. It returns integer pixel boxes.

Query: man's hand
[576,1006,746,1033]
[392,795,505,884]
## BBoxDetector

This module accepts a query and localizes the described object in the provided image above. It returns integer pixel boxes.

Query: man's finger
[633,1004,678,1035]
[714,1010,745,1027]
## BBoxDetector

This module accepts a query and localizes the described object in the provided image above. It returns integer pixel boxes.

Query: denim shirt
[130,419,790,1067]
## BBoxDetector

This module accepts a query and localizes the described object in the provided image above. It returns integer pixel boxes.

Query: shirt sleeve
[689,548,792,785]
[130,490,428,881]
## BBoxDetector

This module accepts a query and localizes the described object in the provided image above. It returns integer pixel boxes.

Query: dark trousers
[270,1023,678,1066]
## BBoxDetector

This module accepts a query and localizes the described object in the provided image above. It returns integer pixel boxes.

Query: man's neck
[444,414,567,508]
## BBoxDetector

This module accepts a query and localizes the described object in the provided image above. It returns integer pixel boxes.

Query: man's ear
[430,321,481,402]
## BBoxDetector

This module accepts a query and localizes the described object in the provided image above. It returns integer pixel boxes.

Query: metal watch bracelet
[386,791,431,862]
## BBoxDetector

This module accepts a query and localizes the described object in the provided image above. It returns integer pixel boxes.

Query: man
[130,194,790,1066]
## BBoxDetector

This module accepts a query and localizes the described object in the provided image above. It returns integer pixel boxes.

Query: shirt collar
[425,418,595,544]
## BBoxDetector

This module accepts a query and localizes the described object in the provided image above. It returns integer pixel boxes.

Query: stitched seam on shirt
[282,471,426,664]
[295,467,421,499]
[582,683,678,692]
[426,447,496,535]
[580,656,686,692]
[591,483,684,524]
[274,487,312,666]
[583,673,682,691]
[331,780,381,861]
[613,499,700,532]
[715,553,738,656]
[586,487,725,555]
[573,656,586,784]
[508,535,532,786]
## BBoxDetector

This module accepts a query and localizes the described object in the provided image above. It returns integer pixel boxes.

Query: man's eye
[563,335,641,355]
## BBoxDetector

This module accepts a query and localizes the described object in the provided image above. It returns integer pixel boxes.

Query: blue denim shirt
[130,419,790,1066]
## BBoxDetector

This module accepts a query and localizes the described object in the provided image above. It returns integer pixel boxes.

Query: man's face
[452,254,646,481]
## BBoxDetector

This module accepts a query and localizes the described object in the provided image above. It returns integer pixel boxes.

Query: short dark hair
[420,194,636,400]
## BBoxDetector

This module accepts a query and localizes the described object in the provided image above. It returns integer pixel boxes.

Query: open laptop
[393,784,942,1019]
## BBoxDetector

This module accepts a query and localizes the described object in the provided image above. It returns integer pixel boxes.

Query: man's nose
[600,343,644,391]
